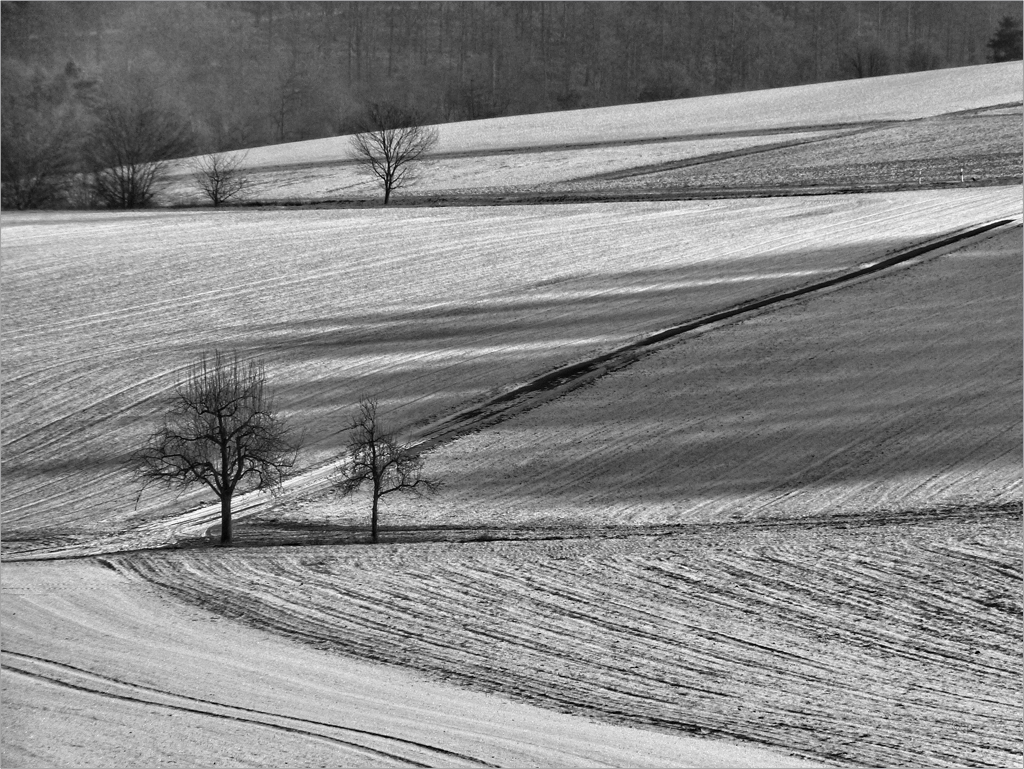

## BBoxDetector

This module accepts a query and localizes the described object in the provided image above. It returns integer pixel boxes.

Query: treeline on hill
[2,1,1021,209]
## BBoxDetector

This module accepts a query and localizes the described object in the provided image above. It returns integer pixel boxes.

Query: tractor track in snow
[0,650,497,768]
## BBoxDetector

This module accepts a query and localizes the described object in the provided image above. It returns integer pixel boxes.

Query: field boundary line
[567,128,874,185]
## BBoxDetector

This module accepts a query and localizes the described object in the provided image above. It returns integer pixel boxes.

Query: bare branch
[188,151,257,207]
[331,397,441,543]
[348,103,438,205]
[127,350,300,545]
[88,88,194,209]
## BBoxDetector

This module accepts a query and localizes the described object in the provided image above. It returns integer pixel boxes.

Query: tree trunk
[220,493,232,545]
[371,493,379,543]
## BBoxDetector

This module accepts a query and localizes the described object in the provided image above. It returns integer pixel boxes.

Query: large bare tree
[189,151,256,207]
[88,88,193,208]
[130,350,299,545]
[348,103,439,205]
[333,398,440,543]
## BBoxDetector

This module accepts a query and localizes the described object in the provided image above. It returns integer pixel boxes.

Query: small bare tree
[348,103,439,205]
[333,398,440,543]
[189,151,256,207]
[130,350,300,545]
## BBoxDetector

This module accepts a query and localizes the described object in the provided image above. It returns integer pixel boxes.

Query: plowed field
[561,111,1022,195]
[350,225,1022,533]
[4,558,810,768]
[121,509,1022,769]
[5,189,1019,554]
[117,225,1024,768]
[159,61,1022,205]
[3,62,1022,769]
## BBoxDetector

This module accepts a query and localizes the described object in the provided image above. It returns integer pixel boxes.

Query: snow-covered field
[115,226,1023,768]
[2,62,1022,768]
[203,62,1023,169]
[2,558,816,768]
[3,188,1019,552]
[382,226,1023,531]
[172,129,841,203]
[572,111,1022,194]
[121,509,1021,768]
[160,61,1022,203]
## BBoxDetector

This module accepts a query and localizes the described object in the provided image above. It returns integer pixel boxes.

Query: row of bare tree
[1,77,195,210]
[132,350,438,546]
[193,105,438,206]
[1,82,436,209]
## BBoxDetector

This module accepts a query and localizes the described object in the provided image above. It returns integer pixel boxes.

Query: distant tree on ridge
[987,15,1023,62]
[348,103,439,205]
[189,151,257,206]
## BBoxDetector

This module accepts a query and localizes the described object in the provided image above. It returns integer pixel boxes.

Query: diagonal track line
[0,649,497,768]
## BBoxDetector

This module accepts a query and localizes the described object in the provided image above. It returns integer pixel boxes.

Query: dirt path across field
[0,558,821,768]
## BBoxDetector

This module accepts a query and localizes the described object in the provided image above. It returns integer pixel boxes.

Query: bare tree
[88,89,193,208]
[130,350,300,545]
[189,151,256,207]
[1,106,82,209]
[333,398,440,543]
[348,103,439,205]
[846,35,892,79]
[1,61,94,209]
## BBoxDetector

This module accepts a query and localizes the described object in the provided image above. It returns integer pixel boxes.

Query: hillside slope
[121,226,1023,769]
[3,189,1020,555]
[235,62,1024,167]
[163,61,1023,204]
[246,223,1024,537]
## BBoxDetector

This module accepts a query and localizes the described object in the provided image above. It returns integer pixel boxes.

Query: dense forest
[4,1,1021,149]
[1,2,1020,208]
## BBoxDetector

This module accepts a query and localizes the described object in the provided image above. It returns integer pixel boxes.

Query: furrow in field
[164,130,848,204]
[7,558,798,769]
[2,190,1020,550]
[216,62,1020,171]
[126,219,1021,768]
[1,651,492,768]
[358,224,1020,536]
[120,509,1022,768]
